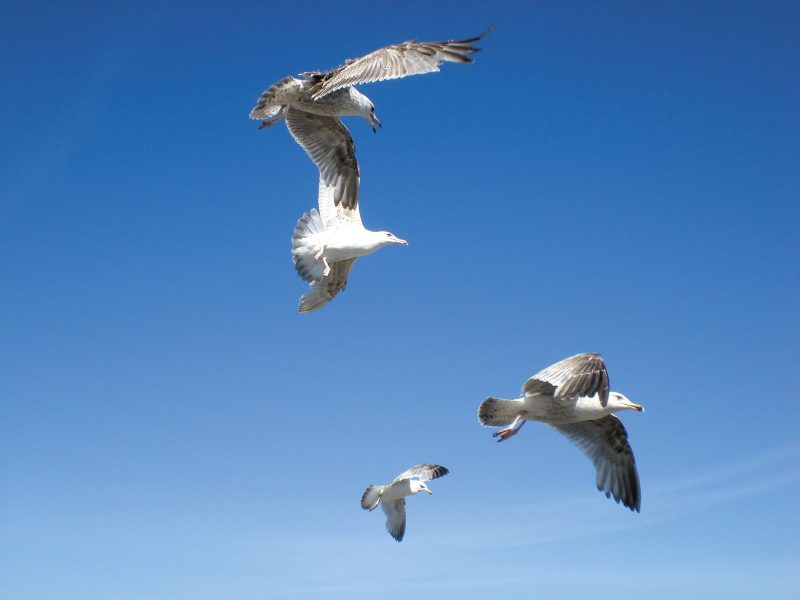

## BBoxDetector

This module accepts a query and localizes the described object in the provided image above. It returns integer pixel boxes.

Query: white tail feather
[292,209,326,283]
[361,485,383,511]
[478,397,525,427]
[250,76,304,120]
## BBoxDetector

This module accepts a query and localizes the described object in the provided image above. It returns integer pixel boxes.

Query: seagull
[287,107,406,313]
[251,25,492,209]
[361,464,449,542]
[478,353,644,512]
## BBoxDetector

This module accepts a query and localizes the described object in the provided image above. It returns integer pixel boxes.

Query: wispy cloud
[236,444,800,598]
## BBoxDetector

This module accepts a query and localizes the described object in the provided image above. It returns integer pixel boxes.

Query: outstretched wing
[285,107,360,210]
[391,464,449,484]
[522,352,609,407]
[549,415,641,512]
[298,258,357,314]
[312,25,493,99]
[381,498,407,542]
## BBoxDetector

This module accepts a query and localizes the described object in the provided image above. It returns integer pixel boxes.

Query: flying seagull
[478,353,644,512]
[251,25,492,208]
[288,108,405,313]
[361,464,449,542]
[288,118,405,316]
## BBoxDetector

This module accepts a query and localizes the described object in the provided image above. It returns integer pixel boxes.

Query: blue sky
[1,1,798,598]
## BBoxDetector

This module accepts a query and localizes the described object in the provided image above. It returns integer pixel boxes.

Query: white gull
[478,353,644,512]
[288,107,405,313]
[361,464,449,542]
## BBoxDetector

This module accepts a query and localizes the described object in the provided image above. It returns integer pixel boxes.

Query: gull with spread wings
[289,107,406,313]
[361,464,449,542]
[251,26,492,209]
[478,353,644,512]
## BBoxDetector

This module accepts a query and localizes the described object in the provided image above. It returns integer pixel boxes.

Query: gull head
[379,231,408,247]
[608,392,644,413]
[364,102,381,133]
[410,481,432,495]
[350,89,381,132]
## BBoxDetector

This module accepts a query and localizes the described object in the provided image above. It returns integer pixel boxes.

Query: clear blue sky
[1,1,798,598]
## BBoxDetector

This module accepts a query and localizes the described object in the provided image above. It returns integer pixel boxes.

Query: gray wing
[522,352,610,407]
[549,415,641,512]
[298,258,357,314]
[284,107,360,210]
[312,25,493,100]
[391,464,449,484]
[381,498,406,542]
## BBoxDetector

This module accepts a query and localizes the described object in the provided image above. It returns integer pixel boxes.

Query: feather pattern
[249,76,304,120]
[297,258,356,314]
[315,176,362,233]
[381,498,407,542]
[522,352,610,407]
[549,415,641,512]
[313,25,493,99]
[391,464,449,484]
[285,107,360,210]
[291,209,327,283]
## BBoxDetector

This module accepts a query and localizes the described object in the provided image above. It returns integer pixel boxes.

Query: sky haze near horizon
[1,1,798,598]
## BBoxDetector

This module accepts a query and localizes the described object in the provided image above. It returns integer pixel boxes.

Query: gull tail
[361,485,383,511]
[292,209,326,283]
[249,75,304,121]
[478,397,524,427]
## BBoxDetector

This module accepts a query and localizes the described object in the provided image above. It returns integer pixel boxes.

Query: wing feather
[284,108,360,210]
[522,352,610,407]
[549,415,641,512]
[312,25,493,99]
[381,498,407,542]
[298,258,357,313]
[391,464,449,484]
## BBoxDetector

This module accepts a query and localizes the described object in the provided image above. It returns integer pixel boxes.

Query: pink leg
[322,257,331,277]
[492,416,526,442]
[314,245,325,260]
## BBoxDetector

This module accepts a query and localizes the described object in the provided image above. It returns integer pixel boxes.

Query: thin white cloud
[233,444,800,598]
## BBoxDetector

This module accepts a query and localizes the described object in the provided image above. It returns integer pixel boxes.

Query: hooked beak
[628,403,644,412]
[423,489,432,495]
[369,113,382,133]
[392,236,408,245]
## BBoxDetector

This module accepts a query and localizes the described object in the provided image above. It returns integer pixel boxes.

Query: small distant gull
[250,26,492,209]
[478,353,644,512]
[361,464,449,542]
[289,113,405,315]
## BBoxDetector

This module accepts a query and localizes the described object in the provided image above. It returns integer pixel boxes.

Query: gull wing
[381,498,407,542]
[549,415,641,512]
[314,177,362,235]
[391,464,449,484]
[298,258,357,314]
[522,352,609,407]
[312,25,493,100]
[285,107,360,210]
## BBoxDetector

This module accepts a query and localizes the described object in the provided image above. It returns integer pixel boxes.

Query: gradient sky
[1,1,798,598]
